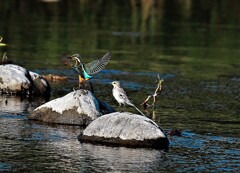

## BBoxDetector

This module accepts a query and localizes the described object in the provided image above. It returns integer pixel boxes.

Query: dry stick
[153,75,164,106]
[2,52,7,62]
[141,74,164,110]
[0,36,8,46]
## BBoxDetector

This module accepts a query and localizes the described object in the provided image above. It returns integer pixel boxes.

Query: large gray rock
[0,64,50,96]
[0,64,31,94]
[28,89,115,125]
[79,112,169,150]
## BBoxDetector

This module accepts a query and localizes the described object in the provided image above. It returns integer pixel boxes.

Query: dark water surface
[0,0,240,172]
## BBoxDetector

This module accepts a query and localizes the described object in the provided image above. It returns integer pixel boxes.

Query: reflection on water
[0,95,48,114]
[0,116,239,172]
[0,0,240,172]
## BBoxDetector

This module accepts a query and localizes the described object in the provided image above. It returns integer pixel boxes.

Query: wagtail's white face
[111,81,121,87]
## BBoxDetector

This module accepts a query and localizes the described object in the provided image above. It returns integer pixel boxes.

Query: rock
[0,64,50,96]
[28,89,115,125]
[29,71,51,97]
[79,112,169,150]
[0,64,32,95]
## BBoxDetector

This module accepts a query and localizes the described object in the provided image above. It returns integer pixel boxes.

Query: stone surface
[29,71,51,96]
[0,64,50,96]
[79,112,169,150]
[28,89,115,125]
[0,64,32,95]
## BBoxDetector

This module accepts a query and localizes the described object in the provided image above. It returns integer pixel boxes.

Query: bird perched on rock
[111,81,146,116]
[67,51,111,89]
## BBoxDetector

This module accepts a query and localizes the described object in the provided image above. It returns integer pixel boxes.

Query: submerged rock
[0,64,50,96]
[79,112,169,150]
[28,89,115,125]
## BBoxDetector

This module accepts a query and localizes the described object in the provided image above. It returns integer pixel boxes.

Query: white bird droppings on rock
[28,89,115,125]
[35,90,100,119]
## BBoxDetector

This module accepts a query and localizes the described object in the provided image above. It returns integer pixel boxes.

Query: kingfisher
[67,51,111,88]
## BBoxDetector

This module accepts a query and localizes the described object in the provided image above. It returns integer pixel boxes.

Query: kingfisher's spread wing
[84,52,111,75]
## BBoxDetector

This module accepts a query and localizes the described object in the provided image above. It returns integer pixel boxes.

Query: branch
[0,36,8,46]
[141,74,164,110]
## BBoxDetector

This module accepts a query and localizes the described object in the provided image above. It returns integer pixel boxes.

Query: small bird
[68,51,111,88]
[111,81,146,116]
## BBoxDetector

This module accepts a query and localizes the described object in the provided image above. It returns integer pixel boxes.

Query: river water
[0,0,240,172]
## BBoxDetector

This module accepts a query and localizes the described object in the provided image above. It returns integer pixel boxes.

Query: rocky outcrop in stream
[79,112,169,150]
[0,64,50,96]
[28,89,115,125]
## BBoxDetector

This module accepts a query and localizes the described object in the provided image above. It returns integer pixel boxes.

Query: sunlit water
[1,0,240,172]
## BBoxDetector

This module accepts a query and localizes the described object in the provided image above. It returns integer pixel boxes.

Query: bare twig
[141,74,164,110]
[153,74,164,104]
[2,52,7,62]
[0,36,7,46]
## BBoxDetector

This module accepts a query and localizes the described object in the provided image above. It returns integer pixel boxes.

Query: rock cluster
[28,89,169,149]
[0,56,169,149]
[0,64,50,96]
